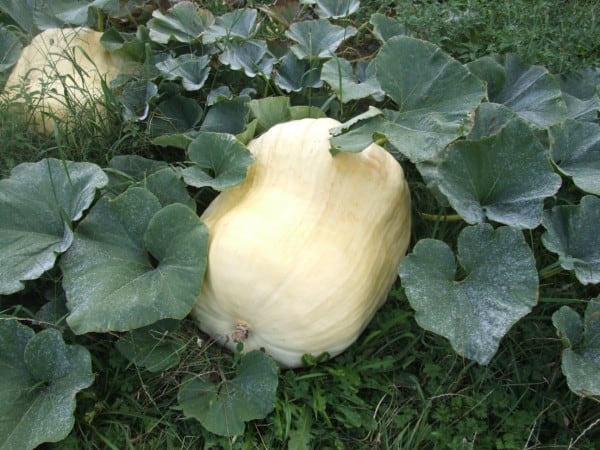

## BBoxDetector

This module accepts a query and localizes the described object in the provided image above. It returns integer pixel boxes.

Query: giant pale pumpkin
[3,27,134,133]
[191,118,411,367]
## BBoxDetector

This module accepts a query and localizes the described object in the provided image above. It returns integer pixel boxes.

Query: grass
[2,0,599,449]
[38,295,599,449]
[385,0,600,74]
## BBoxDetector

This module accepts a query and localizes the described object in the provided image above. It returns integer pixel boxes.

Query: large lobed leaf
[0,159,107,295]
[182,132,255,191]
[147,2,214,44]
[273,52,323,93]
[286,19,357,60]
[119,80,159,121]
[436,105,562,229]
[247,96,292,134]
[201,95,250,134]
[0,321,94,450]
[399,224,539,365]
[549,120,600,196]
[330,36,486,160]
[219,39,275,78]
[375,36,486,162]
[301,0,360,18]
[155,54,211,91]
[202,8,258,43]
[148,95,204,138]
[0,26,22,72]
[61,187,209,334]
[104,155,196,210]
[552,296,600,397]
[488,54,568,128]
[116,320,183,373]
[178,350,279,436]
[0,0,36,32]
[542,195,600,285]
[321,58,383,103]
[558,68,600,122]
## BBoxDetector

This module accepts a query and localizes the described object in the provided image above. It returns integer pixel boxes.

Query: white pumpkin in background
[192,118,411,368]
[3,27,134,133]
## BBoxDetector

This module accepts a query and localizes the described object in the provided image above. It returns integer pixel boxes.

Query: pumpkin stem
[232,320,250,343]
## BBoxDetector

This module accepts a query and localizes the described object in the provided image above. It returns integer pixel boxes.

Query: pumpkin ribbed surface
[192,118,411,367]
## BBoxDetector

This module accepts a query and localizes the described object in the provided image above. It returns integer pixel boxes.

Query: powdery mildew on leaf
[491,54,568,128]
[549,120,600,195]
[0,322,94,450]
[552,297,600,397]
[147,2,214,44]
[542,195,600,285]
[178,350,278,436]
[182,132,255,191]
[0,159,107,295]
[437,114,562,229]
[330,36,486,161]
[286,19,357,60]
[399,224,539,365]
[155,54,211,91]
[62,188,209,334]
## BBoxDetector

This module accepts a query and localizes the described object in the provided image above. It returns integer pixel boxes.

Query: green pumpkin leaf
[289,105,327,120]
[563,92,600,123]
[62,188,209,334]
[558,69,600,122]
[0,0,36,33]
[491,54,568,128]
[369,13,406,43]
[541,195,600,285]
[178,350,278,436]
[437,113,562,228]
[105,157,195,210]
[155,54,211,91]
[150,133,195,150]
[0,159,107,295]
[116,320,183,372]
[466,56,507,99]
[148,2,214,44]
[273,52,323,93]
[552,297,600,397]
[399,224,539,365]
[119,80,158,121]
[35,292,70,328]
[148,95,203,137]
[107,155,169,182]
[139,168,197,210]
[182,132,255,191]
[248,96,292,134]
[0,321,94,450]
[203,8,258,43]
[372,36,486,163]
[201,95,249,134]
[0,26,22,72]
[466,102,515,140]
[549,120,600,195]
[219,39,275,78]
[286,19,357,60]
[45,0,90,26]
[321,57,383,103]
[100,27,146,62]
[300,0,360,18]
[329,108,385,153]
